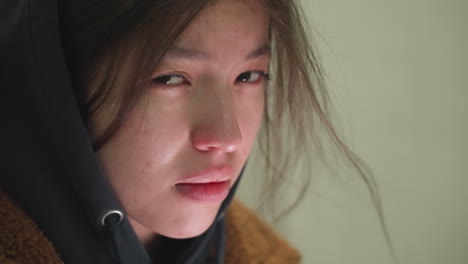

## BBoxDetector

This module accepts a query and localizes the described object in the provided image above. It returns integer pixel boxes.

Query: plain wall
[238,0,468,263]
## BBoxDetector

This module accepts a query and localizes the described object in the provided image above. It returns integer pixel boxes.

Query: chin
[153,203,221,239]
[160,216,216,239]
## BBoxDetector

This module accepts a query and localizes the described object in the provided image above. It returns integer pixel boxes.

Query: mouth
[175,180,231,202]
[175,165,233,202]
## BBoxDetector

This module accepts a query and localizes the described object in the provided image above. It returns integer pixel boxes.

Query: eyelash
[151,70,271,87]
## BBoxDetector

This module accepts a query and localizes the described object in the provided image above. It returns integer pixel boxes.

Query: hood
[0,1,242,263]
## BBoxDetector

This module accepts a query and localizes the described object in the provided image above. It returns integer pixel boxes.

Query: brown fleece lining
[225,200,301,264]
[0,191,300,264]
[0,191,63,264]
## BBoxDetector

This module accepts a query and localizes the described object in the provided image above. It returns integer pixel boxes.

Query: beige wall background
[238,0,468,263]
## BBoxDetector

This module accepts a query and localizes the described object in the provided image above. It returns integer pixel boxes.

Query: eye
[236,71,270,84]
[152,74,188,86]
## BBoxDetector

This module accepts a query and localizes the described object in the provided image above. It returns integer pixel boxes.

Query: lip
[175,181,231,202]
[175,165,233,202]
[176,165,233,184]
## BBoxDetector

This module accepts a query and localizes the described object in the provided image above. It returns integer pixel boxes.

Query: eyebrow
[165,45,271,62]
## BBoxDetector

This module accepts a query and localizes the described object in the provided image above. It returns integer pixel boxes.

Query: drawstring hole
[101,210,124,227]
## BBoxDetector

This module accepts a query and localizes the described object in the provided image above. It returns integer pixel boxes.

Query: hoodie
[0,0,241,263]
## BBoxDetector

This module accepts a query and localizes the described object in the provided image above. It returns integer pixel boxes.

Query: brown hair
[61,0,396,261]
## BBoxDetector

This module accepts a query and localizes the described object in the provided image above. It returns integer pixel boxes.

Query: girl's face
[93,0,270,242]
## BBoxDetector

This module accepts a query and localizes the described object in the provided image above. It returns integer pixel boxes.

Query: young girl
[1,0,378,263]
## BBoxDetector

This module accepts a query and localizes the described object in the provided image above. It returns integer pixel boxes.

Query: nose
[190,82,242,153]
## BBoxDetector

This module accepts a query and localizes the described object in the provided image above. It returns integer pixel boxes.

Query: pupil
[159,76,172,84]
[240,72,251,82]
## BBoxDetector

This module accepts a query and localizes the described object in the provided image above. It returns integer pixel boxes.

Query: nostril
[190,127,242,153]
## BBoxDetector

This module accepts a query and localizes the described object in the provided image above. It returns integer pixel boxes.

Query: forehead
[173,0,270,59]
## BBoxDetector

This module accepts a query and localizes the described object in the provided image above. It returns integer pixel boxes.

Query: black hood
[0,0,242,263]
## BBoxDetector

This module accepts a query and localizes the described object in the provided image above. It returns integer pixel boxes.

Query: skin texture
[92,0,270,244]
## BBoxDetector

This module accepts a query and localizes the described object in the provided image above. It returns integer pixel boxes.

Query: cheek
[95,105,188,186]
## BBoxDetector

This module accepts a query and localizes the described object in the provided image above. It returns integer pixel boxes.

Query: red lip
[175,165,233,202]
[176,165,233,184]
[176,181,231,201]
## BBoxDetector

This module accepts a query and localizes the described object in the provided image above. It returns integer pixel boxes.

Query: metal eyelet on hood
[101,210,124,227]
